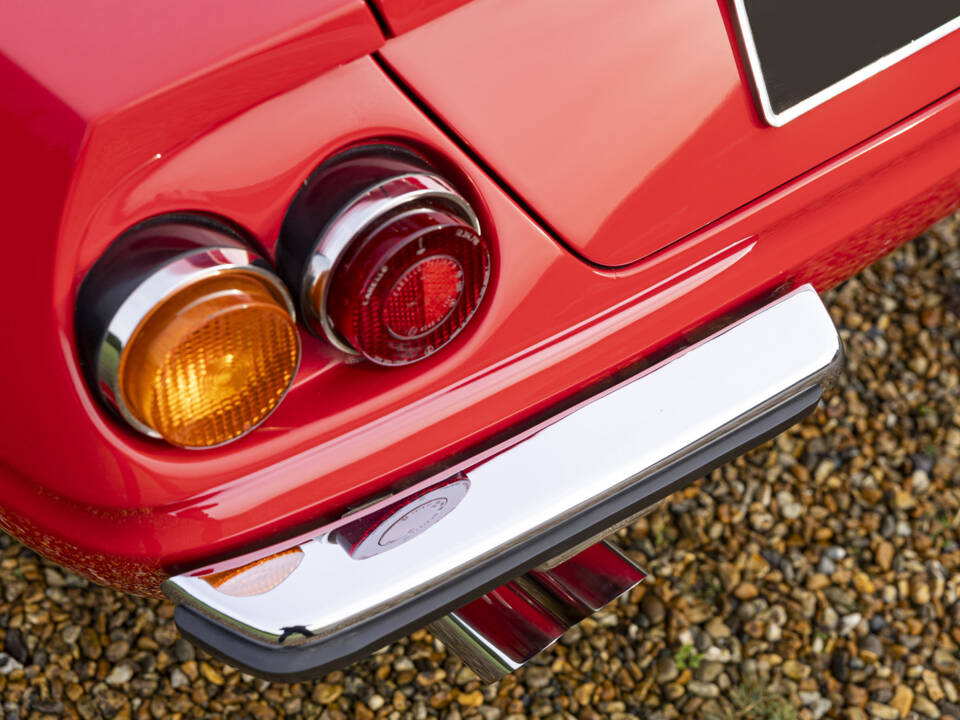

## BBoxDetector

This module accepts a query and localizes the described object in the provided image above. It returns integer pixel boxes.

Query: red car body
[2,0,959,666]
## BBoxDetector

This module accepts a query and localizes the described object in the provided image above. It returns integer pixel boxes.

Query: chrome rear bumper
[164,285,842,680]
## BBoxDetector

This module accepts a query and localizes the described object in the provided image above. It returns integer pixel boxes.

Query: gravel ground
[2,214,960,719]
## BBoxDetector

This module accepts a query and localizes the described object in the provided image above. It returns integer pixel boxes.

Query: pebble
[876,540,895,571]
[866,702,900,720]
[694,661,724,683]
[641,594,666,624]
[687,682,720,699]
[890,686,914,717]
[656,656,679,683]
[782,660,810,681]
[105,664,133,686]
[810,696,832,720]
[914,696,942,718]
[860,634,884,663]
[840,613,863,636]
[523,666,552,690]
[0,653,23,675]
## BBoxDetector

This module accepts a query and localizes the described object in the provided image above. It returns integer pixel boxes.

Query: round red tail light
[327,206,489,365]
[278,146,492,366]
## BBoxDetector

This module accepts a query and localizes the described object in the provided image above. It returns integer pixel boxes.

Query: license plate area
[730,0,960,126]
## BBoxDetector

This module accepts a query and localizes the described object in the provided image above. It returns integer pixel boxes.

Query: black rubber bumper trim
[175,385,821,682]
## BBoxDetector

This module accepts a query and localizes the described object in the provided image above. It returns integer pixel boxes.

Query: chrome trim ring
[300,172,481,353]
[95,246,298,444]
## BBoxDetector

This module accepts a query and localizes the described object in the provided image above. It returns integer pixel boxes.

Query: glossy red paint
[368,0,472,35]
[380,0,960,267]
[1,4,960,597]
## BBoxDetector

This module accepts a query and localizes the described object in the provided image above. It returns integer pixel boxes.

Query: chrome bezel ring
[300,171,481,355]
[94,246,299,446]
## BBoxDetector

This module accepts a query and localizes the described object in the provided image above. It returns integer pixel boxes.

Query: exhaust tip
[429,540,645,683]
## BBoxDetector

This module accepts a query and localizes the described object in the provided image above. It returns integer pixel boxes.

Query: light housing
[205,548,305,597]
[77,220,300,449]
[278,146,491,366]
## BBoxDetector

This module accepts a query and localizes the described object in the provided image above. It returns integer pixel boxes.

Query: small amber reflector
[205,548,304,597]
[117,270,300,448]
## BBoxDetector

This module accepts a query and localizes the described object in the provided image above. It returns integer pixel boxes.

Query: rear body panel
[1,1,959,596]
[380,0,960,266]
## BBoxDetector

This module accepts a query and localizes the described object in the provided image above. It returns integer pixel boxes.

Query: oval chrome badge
[333,475,470,560]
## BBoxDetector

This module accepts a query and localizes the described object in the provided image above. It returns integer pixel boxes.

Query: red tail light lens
[383,255,463,340]
[327,207,489,365]
[278,147,493,367]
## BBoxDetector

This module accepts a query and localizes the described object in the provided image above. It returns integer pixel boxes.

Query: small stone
[665,683,685,701]
[174,638,195,663]
[831,649,850,682]
[865,702,900,720]
[79,627,102,660]
[781,502,803,520]
[199,661,224,685]
[876,541,895,571]
[641,594,666,624]
[105,639,130,663]
[853,571,875,594]
[523,665,552,689]
[913,696,941,718]
[810,697,832,720]
[893,490,917,510]
[574,682,595,706]
[313,683,342,704]
[823,605,840,630]
[846,685,868,708]
[705,617,731,639]
[43,567,66,586]
[170,668,189,689]
[750,512,775,532]
[4,628,28,665]
[826,546,847,560]
[718,562,740,591]
[911,469,931,493]
[733,582,759,600]
[61,624,81,645]
[456,690,484,708]
[687,682,720,699]
[106,664,133,686]
[656,656,679,683]
[890,686,914,718]
[695,661,724,683]
[860,634,883,663]
[911,580,932,605]
[367,695,385,711]
[808,573,831,591]
[782,659,809,681]
[840,612,863,635]
[0,653,23,675]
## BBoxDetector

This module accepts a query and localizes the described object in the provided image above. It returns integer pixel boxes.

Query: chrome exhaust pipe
[428,540,645,683]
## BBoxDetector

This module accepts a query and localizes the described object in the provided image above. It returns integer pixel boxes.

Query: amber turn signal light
[205,547,304,597]
[118,271,299,448]
[77,221,300,449]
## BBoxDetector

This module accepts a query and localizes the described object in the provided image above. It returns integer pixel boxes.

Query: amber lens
[118,271,300,448]
[205,548,304,597]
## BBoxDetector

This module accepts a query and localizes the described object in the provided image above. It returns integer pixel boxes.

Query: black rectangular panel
[732,0,960,124]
